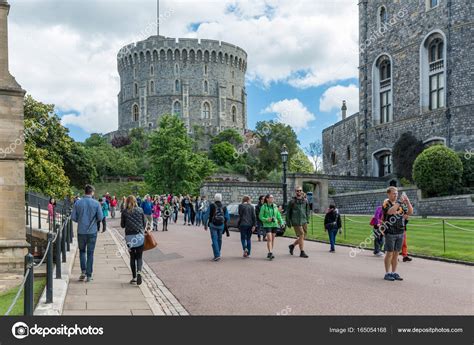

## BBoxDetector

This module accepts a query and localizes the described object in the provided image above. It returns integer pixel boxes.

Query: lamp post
[281,144,289,212]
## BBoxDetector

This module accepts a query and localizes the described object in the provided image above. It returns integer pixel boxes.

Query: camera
[15,325,29,337]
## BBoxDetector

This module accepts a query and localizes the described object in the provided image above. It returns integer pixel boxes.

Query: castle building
[323,0,473,177]
[115,35,248,139]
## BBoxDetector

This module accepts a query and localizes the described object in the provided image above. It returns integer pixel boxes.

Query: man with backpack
[286,186,311,258]
[203,193,230,261]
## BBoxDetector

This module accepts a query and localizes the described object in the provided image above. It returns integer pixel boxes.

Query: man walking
[71,185,103,282]
[203,193,230,261]
[287,187,310,258]
[141,195,153,228]
[381,187,413,281]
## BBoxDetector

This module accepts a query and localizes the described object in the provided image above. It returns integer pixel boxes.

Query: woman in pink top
[152,199,161,232]
[48,198,56,228]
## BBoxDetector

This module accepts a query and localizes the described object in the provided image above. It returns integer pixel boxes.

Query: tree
[24,96,73,198]
[145,115,216,194]
[413,145,463,197]
[211,128,244,147]
[83,133,108,148]
[305,140,323,173]
[392,132,424,181]
[210,142,238,166]
[458,152,474,191]
[289,148,314,173]
[254,121,299,175]
[64,141,97,189]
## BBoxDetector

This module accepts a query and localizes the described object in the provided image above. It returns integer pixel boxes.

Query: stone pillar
[0,0,28,274]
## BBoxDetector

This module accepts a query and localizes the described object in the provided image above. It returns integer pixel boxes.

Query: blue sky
[9,0,361,149]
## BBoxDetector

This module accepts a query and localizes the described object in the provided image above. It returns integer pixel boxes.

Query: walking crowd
[69,184,414,285]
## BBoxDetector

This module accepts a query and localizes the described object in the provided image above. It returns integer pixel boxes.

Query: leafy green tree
[458,152,474,190]
[210,142,238,166]
[392,132,424,181]
[83,133,108,148]
[254,121,299,174]
[145,115,216,194]
[64,141,97,189]
[289,148,314,173]
[24,96,73,198]
[413,145,463,197]
[211,129,244,147]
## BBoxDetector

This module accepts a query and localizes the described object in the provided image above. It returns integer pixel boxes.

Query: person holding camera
[381,187,413,281]
[324,204,342,253]
[259,194,284,260]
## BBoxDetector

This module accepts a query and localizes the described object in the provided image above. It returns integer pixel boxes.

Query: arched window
[379,154,392,176]
[231,85,235,97]
[331,152,337,166]
[232,106,237,123]
[175,80,180,93]
[174,63,179,76]
[204,80,209,93]
[173,101,181,117]
[202,102,211,119]
[378,6,388,31]
[420,32,446,112]
[373,54,392,124]
[132,104,139,122]
[134,83,138,97]
[150,65,154,76]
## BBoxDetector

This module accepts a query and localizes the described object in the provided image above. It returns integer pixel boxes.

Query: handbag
[144,230,158,251]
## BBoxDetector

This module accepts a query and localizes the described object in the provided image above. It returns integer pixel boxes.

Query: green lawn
[285,215,474,262]
[0,277,46,316]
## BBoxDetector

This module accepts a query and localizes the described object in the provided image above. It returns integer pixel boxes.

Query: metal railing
[5,192,74,316]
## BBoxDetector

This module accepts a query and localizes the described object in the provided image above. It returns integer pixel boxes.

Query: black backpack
[212,204,225,226]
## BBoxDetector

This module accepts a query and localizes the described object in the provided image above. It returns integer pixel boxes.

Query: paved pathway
[142,219,474,315]
[63,217,188,316]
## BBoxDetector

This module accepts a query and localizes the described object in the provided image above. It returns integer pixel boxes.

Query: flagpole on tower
[157,0,160,36]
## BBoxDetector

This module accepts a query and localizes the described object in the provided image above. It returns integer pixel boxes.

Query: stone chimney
[0,0,28,274]
[341,100,347,120]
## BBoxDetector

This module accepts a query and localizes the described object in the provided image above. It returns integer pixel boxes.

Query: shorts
[294,224,308,238]
[384,233,404,252]
[264,227,278,234]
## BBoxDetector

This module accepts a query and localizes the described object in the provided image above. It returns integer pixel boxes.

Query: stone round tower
[117,35,248,137]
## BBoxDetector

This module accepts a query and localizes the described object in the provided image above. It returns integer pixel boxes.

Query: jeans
[239,225,253,255]
[196,211,203,226]
[373,230,385,254]
[78,233,98,277]
[184,207,191,224]
[210,226,224,258]
[129,245,144,278]
[111,206,116,218]
[328,227,338,251]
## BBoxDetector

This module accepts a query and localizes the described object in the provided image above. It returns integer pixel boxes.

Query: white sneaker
[375,252,384,257]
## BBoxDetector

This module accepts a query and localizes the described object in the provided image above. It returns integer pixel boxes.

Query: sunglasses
[296,190,303,192]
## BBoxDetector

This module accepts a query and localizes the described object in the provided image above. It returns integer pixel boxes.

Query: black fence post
[61,221,67,263]
[66,218,71,252]
[29,209,33,254]
[24,253,34,316]
[25,203,29,226]
[46,232,53,303]
[69,217,74,241]
[38,203,41,230]
[55,223,61,279]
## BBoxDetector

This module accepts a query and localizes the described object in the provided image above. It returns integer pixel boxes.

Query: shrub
[412,145,463,197]
[458,152,474,189]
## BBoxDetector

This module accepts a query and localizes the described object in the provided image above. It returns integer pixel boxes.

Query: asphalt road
[119,218,473,315]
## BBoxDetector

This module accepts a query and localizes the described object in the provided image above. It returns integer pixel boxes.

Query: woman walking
[324,204,342,253]
[152,199,161,232]
[98,198,109,233]
[259,194,284,260]
[255,195,265,241]
[162,201,171,231]
[121,196,146,285]
[238,196,256,258]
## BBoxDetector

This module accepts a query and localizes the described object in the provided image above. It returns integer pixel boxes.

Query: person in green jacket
[259,194,284,260]
[286,186,311,258]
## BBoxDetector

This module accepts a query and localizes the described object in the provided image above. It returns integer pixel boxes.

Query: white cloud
[319,84,359,119]
[263,99,315,132]
[8,0,359,135]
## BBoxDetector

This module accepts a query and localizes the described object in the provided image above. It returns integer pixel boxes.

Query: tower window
[373,55,392,124]
[202,102,211,119]
[150,80,155,95]
[422,34,445,111]
[174,63,179,76]
[204,65,208,75]
[347,146,351,160]
[204,80,209,93]
[150,65,154,76]
[175,80,181,93]
[378,6,388,31]
[173,101,182,117]
[132,104,139,122]
[331,152,337,166]
[134,83,138,97]
[232,106,237,123]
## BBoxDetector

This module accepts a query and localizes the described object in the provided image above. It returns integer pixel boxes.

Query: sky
[8,0,361,149]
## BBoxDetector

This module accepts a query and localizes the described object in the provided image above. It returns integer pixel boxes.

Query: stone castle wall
[200,182,284,206]
[323,0,474,176]
[117,36,248,139]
